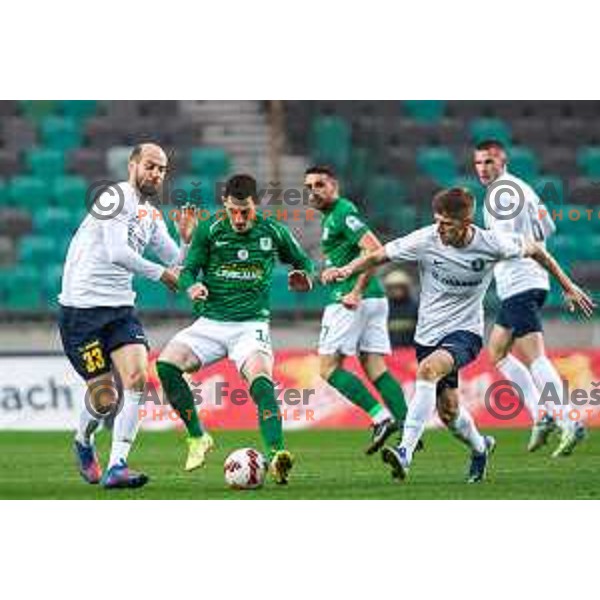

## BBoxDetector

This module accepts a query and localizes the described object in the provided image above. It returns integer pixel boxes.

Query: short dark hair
[304,164,337,179]
[224,174,258,203]
[475,139,506,152]
[432,187,475,220]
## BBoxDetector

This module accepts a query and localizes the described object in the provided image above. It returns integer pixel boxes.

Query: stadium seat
[547,234,578,262]
[52,176,89,209]
[41,116,82,150]
[33,206,72,232]
[508,146,539,180]
[0,179,6,207]
[26,148,66,179]
[19,100,58,121]
[577,147,600,178]
[18,234,60,266]
[270,267,296,312]
[366,175,407,209]
[60,100,98,120]
[134,277,171,310]
[469,118,512,146]
[0,266,42,310]
[8,176,51,211]
[403,100,446,122]
[66,148,107,179]
[311,116,351,171]
[533,176,564,209]
[344,147,374,194]
[42,264,63,307]
[1,117,37,151]
[174,175,217,207]
[416,147,458,185]
[189,147,231,178]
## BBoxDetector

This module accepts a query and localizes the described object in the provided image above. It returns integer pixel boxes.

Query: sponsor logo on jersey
[260,237,273,251]
[431,269,483,288]
[215,263,264,281]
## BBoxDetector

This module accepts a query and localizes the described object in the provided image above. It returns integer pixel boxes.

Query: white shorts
[172,317,272,370]
[318,297,391,356]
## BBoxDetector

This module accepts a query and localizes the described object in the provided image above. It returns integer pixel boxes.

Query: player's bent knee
[121,368,148,391]
[417,361,443,383]
[319,354,341,380]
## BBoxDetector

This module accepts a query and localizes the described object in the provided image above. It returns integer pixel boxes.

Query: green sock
[156,361,203,438]
[373,371,408,422]
[249,375,284,457]
[327,367,384,418]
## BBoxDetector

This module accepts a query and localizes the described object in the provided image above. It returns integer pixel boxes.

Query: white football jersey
[483,170,555,300]
[384,225,525,346]
[59,182,182,308]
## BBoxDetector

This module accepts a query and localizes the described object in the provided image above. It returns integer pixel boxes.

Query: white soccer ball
[224,447,267,490]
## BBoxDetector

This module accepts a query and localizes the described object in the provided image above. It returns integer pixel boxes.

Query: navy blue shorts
[58,305,148,380]
[496,289,547,339]
[415,331,483,392]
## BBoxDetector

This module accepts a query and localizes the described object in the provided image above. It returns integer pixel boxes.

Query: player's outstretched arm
[525,241,596,317]
[322,246,388,284]
[340,231,383,309]
[272,221,315,292]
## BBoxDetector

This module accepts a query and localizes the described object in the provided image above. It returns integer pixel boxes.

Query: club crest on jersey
[238,248,249,260]
[471,258,485,272]
[260,236,272,251]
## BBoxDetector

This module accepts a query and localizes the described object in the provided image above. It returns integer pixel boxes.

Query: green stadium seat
[0,178,7,207]
[547,234,578,262]
[41,116,82,150]
[52,175,88,209]
[134,277,171,310]
[391,205,418,233]
[508,146,539,180]
[366,175,407,210]
[557,204,596,235]
[416,147,458,185]
[576,147,600,178]
[403,100,446,122]
[60,100,98,120]
[469,118,511,146]
[189,147,231,178]
[0,266,42,310]
[42,264,63,307]
[33,206,72,232]
[174,175,216,207]
[345,147,374,193]
[26,148,65,179]
[8,176,51,211]
[19,100,58,121]
[311,116,351,171]
[533,176,564,209]
[18,234,59,266]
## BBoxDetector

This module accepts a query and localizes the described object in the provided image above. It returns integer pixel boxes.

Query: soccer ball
[224,448,267,490]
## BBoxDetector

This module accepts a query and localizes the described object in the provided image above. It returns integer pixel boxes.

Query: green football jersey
[179,212,314,322]
[320,197,384,304]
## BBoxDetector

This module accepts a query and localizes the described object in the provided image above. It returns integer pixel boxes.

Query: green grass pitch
[0,429,598,499]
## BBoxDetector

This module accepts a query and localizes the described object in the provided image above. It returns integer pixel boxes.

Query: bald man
[59,143,190,489]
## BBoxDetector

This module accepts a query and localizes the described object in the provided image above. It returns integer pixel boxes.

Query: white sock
[371,403,392,425]
[75,408,102,446]
[109,389,144,468]
[497,354,544,423]
[400,380,436,463]
[447,405,486,453]
[530,356,574,432]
